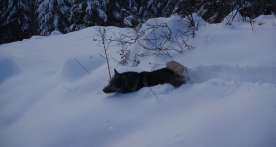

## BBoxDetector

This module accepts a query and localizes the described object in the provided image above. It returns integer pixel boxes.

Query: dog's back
[103,61,189,93]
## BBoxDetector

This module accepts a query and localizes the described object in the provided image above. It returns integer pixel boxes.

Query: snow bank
[58,55,105,83]
[255,15,276,26]
[0,56,20,84]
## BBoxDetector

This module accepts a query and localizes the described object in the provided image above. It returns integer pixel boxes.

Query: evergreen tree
[37,0,72,35]
[0,0,34,43]
[157,0,176,18]
[69,0,108,31]
[121,0,176,27]
[238,0,276,19]
[105,0,127,27]
[28,0,40,36]
[137,0,158,22]
[196,0,276,23]
[196,0,234,23]
[69,0,87,31]
[0,0,5,44]
[105,0,138,27]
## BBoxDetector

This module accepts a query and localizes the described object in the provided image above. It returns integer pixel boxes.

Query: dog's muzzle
[103,85,116,93]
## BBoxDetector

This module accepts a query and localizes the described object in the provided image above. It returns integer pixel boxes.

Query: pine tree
[69,0,108,31]
[238,0,276,19]
[37,0,72,36]
[69,0,87,31]
[157,0,176,18]
[196,0,276,23]
[0,0,34,43]
[105,0,125,27]
[132,0,176,24]
[104,0,138,27]
[136,0,156,22]
[0,0,5,44]
[29,0,39,36]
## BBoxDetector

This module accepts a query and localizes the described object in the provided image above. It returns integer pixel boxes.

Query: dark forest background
[0,0,275,44]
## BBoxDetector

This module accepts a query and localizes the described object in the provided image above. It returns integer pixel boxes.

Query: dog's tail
[166,61,188,78]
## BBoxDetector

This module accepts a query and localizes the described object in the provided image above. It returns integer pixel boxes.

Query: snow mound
[51,31,62,36]
[0,56,20,84]
[30,36,45,39]
[58,54,105,83]
[256,15,276,26]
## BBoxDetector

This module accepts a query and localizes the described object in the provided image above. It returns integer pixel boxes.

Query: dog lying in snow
[103,61,190,93]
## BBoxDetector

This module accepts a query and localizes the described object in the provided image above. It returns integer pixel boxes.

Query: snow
[1,14,276,147]
[51,30,63,36]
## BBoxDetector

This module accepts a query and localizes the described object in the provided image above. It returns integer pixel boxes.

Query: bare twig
[74,58,91,75]
[149,62,165,66]
[62,86,71,91]
[93,27,112,79]
[93,13,195,67]
[248,19,255,30]
[137,21,194,57]
[148,87,158,99]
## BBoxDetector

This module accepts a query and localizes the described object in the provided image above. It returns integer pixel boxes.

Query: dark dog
[103,61,190,93]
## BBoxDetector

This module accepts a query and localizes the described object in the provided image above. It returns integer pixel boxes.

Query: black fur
[103,68,185,94]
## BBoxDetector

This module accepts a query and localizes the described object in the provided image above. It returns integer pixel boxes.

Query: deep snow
[0,14,276,147]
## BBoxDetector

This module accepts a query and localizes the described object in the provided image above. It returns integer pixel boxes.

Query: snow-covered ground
[0,14,276,147]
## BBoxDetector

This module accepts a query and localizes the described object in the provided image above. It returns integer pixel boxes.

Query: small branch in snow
[249,20,255,31]
[74,58,91,75]
[62,86,71,91]
[137,21,194,57]
[148,86,158,100]
[93,27,112,79]
[143,81,158,99]
[149,62,165,66]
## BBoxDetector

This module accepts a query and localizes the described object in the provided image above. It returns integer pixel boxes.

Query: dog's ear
[114,68,119,75]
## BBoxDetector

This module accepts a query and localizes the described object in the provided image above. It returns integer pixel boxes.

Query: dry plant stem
[138,21,194,57]
[232,10,240,22]
[108,29,139,66]
[149,62,165,66]
[94,27,112,79]
[74,58,91,75]
[94,19,194,66]
[102,44,112,79]
[249,20,255,30]
[144,82,158,99]
[148,87,158,99]
[62,86,71,91]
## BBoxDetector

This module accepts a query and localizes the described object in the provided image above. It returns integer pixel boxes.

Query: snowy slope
[0,14,276,147]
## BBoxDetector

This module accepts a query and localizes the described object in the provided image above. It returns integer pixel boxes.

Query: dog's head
[103,69,126,93]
